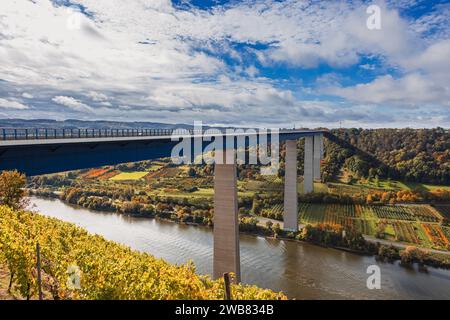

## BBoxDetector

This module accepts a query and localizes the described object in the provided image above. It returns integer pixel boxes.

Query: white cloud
[359,64,376,70]
[409,2,450,40]
[403,40,450,78]
[0,0,448,127]
[21,92,34,99]
[0,98,29,109]
[327,39,450,107]
[52,96,93,112]
[86,91,109,102]
[327,73,450,106]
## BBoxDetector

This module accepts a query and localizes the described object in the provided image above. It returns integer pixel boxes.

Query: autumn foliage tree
[322,128,449,184]
[0,170,28,210]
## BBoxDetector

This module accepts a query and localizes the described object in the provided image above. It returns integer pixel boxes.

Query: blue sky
[0,0,449,128]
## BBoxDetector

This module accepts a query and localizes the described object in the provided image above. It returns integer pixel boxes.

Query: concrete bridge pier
[303,136,314,193]
[283,140,298,232]
[213,149,240,283]
[313,134,323,181]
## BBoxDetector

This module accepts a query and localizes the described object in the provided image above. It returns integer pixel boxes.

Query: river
[29,197,450,300]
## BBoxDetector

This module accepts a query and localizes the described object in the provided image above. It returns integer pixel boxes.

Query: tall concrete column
[213,149,240,283]
[303,136,314,194]
[284,140,298,232]
[313,134,322,181]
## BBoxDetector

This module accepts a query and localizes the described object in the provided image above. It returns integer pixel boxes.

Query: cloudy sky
[0,0,449,128]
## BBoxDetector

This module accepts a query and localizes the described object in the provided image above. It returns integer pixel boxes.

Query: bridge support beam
[283,140,298,232]
[313,134,323,181]
[213,151,240,283]
[303,136,314,194]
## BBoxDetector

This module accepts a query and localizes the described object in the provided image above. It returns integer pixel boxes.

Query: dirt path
[0,263,52,300]
[0,264,16,300]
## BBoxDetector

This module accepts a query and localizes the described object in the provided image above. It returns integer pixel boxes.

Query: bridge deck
[0,128,325,176]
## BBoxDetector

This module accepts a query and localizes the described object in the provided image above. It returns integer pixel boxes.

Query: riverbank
[363,235,450,256]
[30,193,450,270]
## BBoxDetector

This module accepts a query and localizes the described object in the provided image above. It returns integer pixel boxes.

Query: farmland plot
[408,205,441,223]
[110,171,149,181]
[372,206,415,221]
[300,204,326,225]
[392,222,420,244]
[422,224,449,248]
[261,204,284,220]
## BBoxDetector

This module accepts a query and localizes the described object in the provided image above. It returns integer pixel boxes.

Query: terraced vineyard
[392,222,420,244]
[324,204,341,225]
[298,203,310,215]
[434,205,450,223]
[291,203,449,250]
[329,203,356,218]
[354,219,376,235]
[371,206,415,221]
[261,203,284,220]
[410,205,441,223]
[422,224,450,248]
[300,204,326,225]
[442,226,450,240]
[358,205,377,219]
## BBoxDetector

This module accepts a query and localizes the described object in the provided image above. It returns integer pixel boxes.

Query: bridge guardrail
[0,128,321,141]
[0,128,207,141]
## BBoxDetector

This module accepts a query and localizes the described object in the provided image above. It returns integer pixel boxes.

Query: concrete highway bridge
[0,127,325,283]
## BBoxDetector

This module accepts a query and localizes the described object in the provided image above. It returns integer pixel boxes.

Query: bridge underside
[0,132,319,176]
[0,139,178,176]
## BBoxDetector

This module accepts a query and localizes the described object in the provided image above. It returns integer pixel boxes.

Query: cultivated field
[258,201,449,250]
[109,171,149,181]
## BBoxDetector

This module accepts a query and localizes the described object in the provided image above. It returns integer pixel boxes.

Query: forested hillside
[322,128,449,185]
